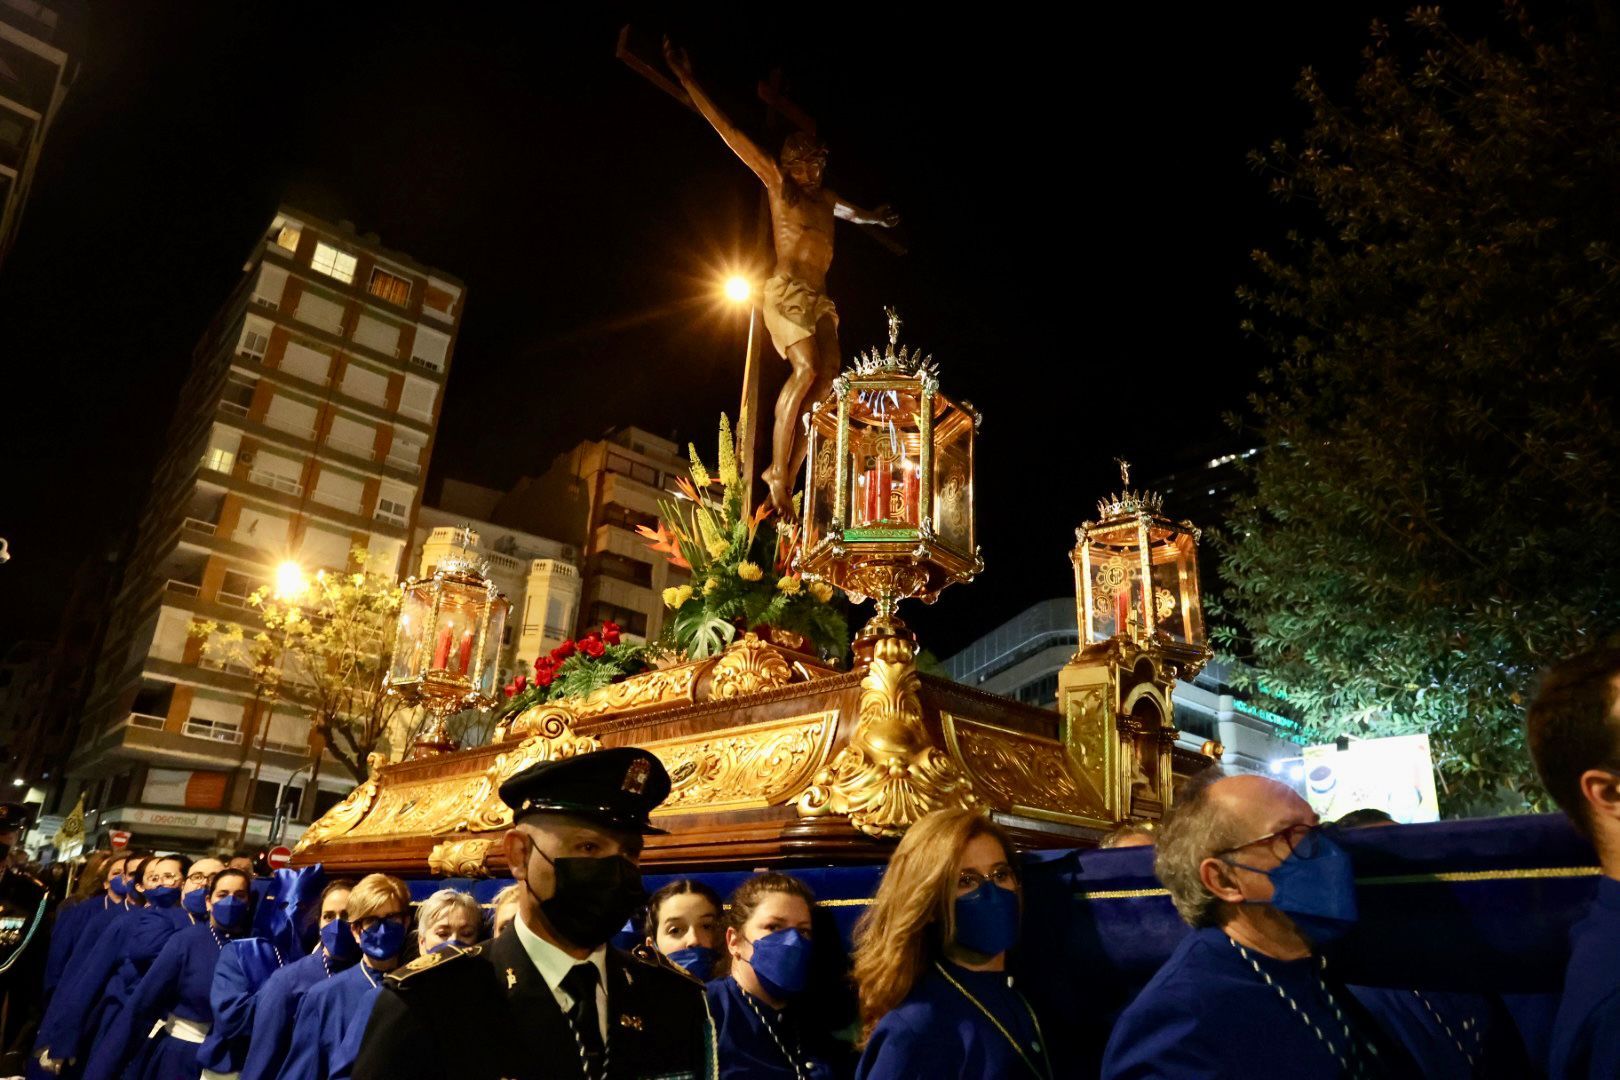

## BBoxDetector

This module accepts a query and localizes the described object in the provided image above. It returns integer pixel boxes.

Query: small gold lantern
[387,528,511,755]
[799,309,982,651]
[1073,463,1206,662]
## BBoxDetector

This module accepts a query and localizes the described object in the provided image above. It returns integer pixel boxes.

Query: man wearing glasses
[1103,772,1416,1078]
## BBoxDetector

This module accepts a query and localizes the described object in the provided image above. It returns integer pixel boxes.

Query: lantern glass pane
[847,414,923,529]
[1084,523,1143,643]
[430,590,480,679]
[477,597,509,695]
[931,414,973,553]
[392,588,432,682]
[804,419,837,551]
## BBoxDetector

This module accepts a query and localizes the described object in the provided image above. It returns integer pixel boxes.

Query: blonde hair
[716,872,814,978]
[850,808,1016,1047]
[417,888,481,938]
[346,873,411,924]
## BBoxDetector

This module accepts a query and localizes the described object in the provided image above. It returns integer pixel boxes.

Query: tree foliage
[1216,4,1620,813]
[193,549,417,782]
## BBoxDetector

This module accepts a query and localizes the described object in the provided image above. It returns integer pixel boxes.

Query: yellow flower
[706,538,729,560]
[704,577,720,595]
[664,585,695,609]
[737,561,763,582]
[776,575,801,595]
[808,581,836,603]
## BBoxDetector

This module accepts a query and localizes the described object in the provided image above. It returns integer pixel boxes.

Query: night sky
[0,3,1404,659]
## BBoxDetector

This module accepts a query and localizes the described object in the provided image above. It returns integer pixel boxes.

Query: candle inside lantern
[902,459,919,525]
[863,457,880,524]
[432,624,453,670]
[1115,586,1130,637]
[457,629,474,676]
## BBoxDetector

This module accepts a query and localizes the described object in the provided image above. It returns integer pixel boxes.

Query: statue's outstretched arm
[833,193,900,228]
[664,37,778,187]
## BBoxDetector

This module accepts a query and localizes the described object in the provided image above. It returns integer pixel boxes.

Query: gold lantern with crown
[798,308,983,659]
[1059,463,1213,820]
[387,528,512,757]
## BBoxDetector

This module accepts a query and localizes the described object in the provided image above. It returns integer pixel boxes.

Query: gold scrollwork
[708,634,794,700]
[427,838,493,878]
[440,716,603,835]
[571,664,700,720]
[644,711,839,813]
[797,636,975,838]
[943,714,1101,821]
[292,752,386,854]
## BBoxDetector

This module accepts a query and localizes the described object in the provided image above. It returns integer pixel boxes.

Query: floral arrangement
[638,415,848,662]
[493,621,653,719]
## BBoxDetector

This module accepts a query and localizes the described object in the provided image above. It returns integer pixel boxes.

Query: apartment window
[589,551,653,589]
[410,326,449,373]
[239,327,270,359]
[201,447,234,474]
[374,497,409,527]
[106,771,133,808]
[368,267,411,306]
[605,452,659,486]
[221,373,258,417]
[276,224,302,252]
[219,570,259,607]
[252,780,301,817]
[311,242,357,285]
[599,503,659,533]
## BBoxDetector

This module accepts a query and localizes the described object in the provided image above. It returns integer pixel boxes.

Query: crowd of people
[2,645,1617,1078]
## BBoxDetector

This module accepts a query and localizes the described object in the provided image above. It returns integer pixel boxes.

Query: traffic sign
[266,845,292,870]
[108,829,131,851]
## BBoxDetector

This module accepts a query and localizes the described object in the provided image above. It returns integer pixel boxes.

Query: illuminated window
[276,224,302,252]
[368,268,411,306]
[311,242,357,284]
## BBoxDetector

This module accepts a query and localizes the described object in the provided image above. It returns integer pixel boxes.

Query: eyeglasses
[185,872,212,885]
[147,871,182,887]
[1217,822,1327,865]
[957,865,1018,892]
[352,913,411,934]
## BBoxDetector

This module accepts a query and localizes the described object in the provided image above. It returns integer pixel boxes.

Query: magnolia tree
[193,549,435,784]
[1215,4,1620,814]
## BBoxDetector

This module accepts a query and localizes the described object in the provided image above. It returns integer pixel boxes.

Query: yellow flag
[53,794,85,852]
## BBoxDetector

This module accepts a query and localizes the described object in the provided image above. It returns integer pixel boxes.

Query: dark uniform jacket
[0,866,48,1051]
[351,929,716,1080]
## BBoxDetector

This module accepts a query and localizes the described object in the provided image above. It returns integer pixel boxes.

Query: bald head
[1206,775,1316,844]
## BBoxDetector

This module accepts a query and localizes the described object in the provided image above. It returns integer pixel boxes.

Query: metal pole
[737,305,762,521]
[236,631,289,848]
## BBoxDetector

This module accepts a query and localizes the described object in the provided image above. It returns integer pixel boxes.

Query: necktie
[561,961,605,1077]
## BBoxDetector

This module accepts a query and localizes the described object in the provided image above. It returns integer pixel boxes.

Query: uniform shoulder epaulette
[384,943,483,988]
[627,943,703,986]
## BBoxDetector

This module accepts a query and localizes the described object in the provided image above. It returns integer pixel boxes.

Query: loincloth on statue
[762,274,838,354]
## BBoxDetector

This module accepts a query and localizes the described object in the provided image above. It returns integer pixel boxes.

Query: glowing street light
[723,275,752,303]
[274,560,308,601]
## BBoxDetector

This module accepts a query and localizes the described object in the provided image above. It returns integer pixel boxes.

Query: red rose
[601,621,621,645]
[512,673,527,693]
[534,666,556,688]
[551,640,576,661]
[580,636,606,659]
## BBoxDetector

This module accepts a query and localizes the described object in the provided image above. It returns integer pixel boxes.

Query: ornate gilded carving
[797,636,975,838]
[427,838,493,878]
[436,713,602,835]
[291,752,385,854]
[943,714,1103,822]
[643,711,839,813]
[570,663,701,720]
[708,634,795,700]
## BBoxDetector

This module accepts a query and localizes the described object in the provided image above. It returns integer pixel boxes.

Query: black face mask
[523,838,646,950]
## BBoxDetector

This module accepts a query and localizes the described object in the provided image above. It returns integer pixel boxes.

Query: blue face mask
[182,888,209,917]
[1229,829,1359,947]
[953,880,1021,957]
[359,919,407,962]
[146,886,181,909]
[211,896,249,931]
[320,919,361,965]
[667,945,718,982]
[746,928,812,999]
[108,875,130,899]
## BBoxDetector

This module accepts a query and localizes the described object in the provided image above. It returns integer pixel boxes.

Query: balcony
[128,712,167,731]
[385,452,420,474]
[215,589,253,610]
[181,517,217,537]
[324,433,376,460]
[164,579,201,599]
[219,400,250,418]
[249,469,303,496]
[183,718,243,744]
[373,508,407,528]
[408,355,443,374]
[262,414,317,442]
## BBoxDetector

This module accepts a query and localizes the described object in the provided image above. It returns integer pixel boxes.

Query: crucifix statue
[664,38,901,517]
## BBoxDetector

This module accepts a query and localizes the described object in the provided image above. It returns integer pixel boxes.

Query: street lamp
[238,559,308,846]
[723,275,752,303]
[274,560,308,602]
[725,271,765,518]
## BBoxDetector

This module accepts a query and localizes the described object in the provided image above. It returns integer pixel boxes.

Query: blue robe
[200,937,290,1074]
[706,975,838,1080]
[36,905,192,1078]
[278,959,386,1080]
[241,950,351,1080]
[123,922,232,1080]
[1102,927,1416,1080]
[42,896,103,996]
[856,961,1050,1080]
[1549,877,1620,1079]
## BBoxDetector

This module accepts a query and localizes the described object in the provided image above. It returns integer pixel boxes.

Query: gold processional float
[292,317,1220,878]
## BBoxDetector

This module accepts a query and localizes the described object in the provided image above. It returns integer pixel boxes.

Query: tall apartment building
[486,428,691,643]
[63,207,464,853]
[0,0,77,269]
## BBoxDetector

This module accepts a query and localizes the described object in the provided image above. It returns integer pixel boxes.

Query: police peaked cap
[498,747,671,836]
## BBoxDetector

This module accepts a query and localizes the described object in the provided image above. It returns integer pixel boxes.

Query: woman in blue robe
[241,880,359,1080]
[277,873,412,1080]
[852,810,1052,1080]
[706,873,841,1080]
[120,867,254,1080]
[40,853,121,1003]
